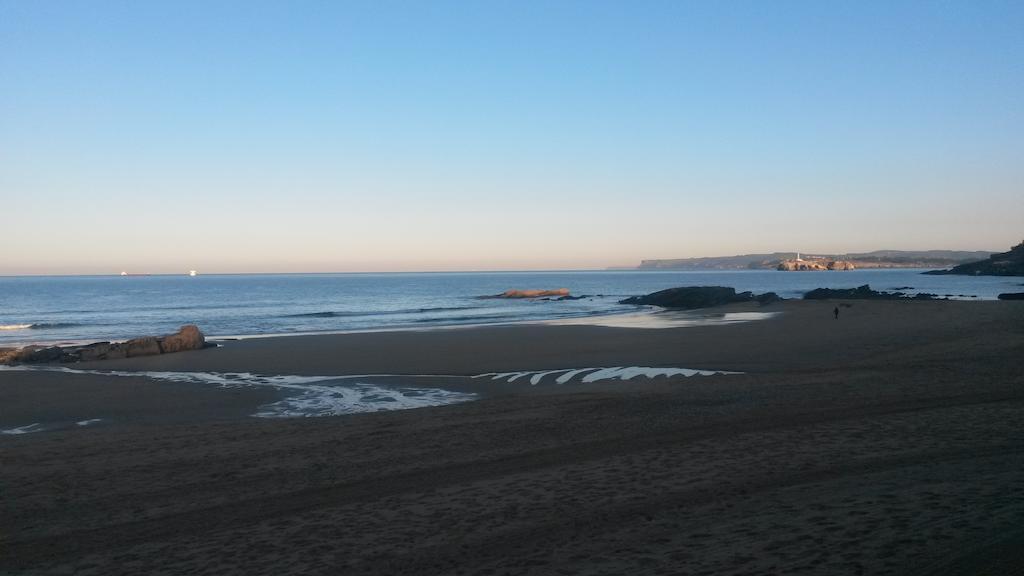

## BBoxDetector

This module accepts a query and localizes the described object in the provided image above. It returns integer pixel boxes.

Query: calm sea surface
[0,270,1018,346]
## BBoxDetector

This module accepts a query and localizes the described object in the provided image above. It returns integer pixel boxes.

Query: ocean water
[0,269,1019,346]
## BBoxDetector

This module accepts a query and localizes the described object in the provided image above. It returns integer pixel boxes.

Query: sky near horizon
[2,1,1022,274]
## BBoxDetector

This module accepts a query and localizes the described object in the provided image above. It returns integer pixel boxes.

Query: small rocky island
[923,241,1024,276]
[777,255,855,271]
[1,325,211,365]
[620,286,781,309]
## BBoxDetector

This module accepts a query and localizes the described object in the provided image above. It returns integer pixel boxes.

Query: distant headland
[635,250,994,271]
[923,241,1024,276]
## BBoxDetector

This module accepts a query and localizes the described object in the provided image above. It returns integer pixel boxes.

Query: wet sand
[2,299,1024,575]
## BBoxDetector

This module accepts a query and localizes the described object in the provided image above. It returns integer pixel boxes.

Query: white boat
[189,270,198,277]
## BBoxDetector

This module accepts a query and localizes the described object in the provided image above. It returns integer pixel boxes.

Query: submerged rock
[555,294,589,301]
[619,286,782,310]
[998,292,1024,300]
[480,289,571,299]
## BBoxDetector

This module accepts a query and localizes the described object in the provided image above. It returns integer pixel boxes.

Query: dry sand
[2,299,1023,575]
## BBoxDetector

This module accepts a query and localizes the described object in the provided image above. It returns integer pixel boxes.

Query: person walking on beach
[833,306,840,320]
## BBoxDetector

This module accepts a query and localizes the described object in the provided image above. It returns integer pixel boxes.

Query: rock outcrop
[11,345,65,363]
[158,324,206,353]
[924,241,1024,276]
[998,292,1024,300]
[124,336,162,357]
[480,289,571,299]
[75,342,126,362]
[3,325,210,365]
[619,286,781,309]
[803,285,939,300]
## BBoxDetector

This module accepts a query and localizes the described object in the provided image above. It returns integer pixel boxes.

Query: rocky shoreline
[617,283,998,308]
[619,286,781,309]
[803,285,942,300]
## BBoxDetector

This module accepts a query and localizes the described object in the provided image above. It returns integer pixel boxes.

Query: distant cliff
[637,250,993,271]
[923,241,1024,276]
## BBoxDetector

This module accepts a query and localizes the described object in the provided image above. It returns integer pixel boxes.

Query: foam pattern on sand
[474,366,741,385]
[0,364,739,426]
[1,366,477,419]
[1,423,46,435]
[251,382,474,418]
[96,370,477,418]
[1,418,104,435]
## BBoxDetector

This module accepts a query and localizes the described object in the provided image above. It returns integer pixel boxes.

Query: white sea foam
[0,324,33,331]
[475,365,740,385]
[1,423,45,435]
[76,418,103,426]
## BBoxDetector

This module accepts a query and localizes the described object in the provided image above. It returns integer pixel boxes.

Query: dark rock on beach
[619,286,782,310]
[923,241,1024,276]
[804,285,941,301]
[998,292,1024,300]
[4,324,209,365]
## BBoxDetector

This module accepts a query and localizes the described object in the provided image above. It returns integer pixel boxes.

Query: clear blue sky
[2,1,1022,273]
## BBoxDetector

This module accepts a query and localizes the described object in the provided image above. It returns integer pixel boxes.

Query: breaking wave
[0,323,82,331]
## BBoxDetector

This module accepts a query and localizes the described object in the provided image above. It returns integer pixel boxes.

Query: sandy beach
[2,299,1024,575]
